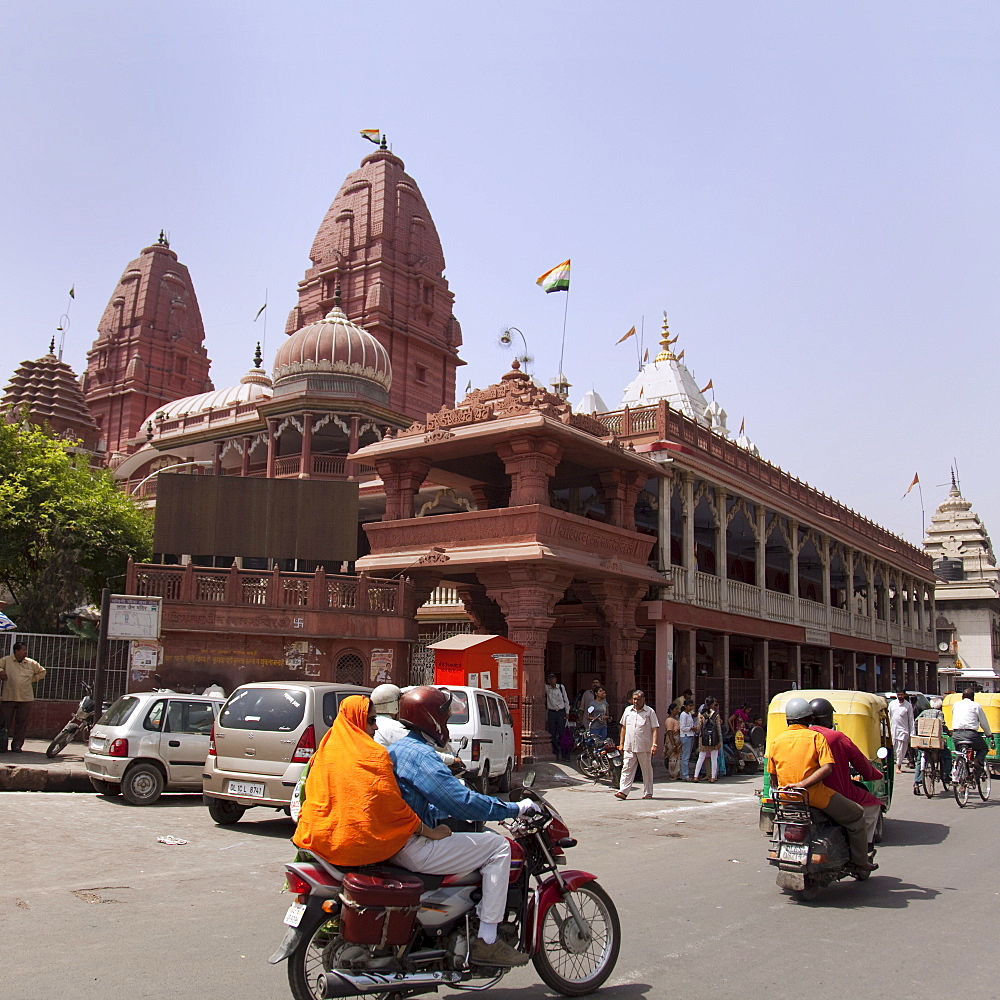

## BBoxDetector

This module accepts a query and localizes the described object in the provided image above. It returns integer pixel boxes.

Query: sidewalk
[0,738,92,792]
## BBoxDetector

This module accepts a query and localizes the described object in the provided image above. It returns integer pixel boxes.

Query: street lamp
[130,460,213,495]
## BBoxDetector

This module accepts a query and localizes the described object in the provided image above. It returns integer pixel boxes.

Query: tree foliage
[0,417,152,631]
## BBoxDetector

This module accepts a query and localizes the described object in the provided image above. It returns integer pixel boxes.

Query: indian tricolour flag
[360,129,381,144]
[536,259,571,293]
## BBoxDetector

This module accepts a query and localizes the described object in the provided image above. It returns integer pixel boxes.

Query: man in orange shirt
[768,697,876,871]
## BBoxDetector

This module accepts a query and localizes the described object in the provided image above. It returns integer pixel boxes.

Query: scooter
[270,781,621,999]
[767,786,876,902]
[46,682,96,758]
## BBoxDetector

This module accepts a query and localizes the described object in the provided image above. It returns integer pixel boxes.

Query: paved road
[1,768,994,1000]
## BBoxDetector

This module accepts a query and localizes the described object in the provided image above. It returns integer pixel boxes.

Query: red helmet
[399,686,452,747]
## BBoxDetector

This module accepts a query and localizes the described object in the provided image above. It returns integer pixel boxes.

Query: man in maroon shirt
[808,698,884,847]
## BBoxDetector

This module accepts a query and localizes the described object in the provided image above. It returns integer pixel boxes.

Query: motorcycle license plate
[609,753,622,763]
[227,780,266,798]
[779,843,808,862]
[283,902,307,928]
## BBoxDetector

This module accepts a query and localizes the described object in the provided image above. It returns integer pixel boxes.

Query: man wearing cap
[768,697,876,871]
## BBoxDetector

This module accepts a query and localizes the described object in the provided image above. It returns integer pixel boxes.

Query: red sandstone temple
[2,140,939,761]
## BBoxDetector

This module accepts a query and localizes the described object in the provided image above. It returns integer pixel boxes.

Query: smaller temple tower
[83,234,213,457]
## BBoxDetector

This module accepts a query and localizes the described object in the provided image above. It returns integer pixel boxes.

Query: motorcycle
[270,781,621,999]
[574,727,623,787]
[46,682,96,758]
[767,787,876,902]
[723,725,765,775]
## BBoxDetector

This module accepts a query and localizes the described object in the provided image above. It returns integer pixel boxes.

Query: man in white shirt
[951,687,994,769]
[888,691,914,773]
[544,673,571,761]
[615,690,660,799]
[678,699,698,781]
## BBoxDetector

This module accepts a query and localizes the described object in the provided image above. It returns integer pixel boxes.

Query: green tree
[0,416,152,631]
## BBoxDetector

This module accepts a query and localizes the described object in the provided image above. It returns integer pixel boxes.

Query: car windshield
[448,689,470,724]
[99,696,139,727]
[220,688,307,732]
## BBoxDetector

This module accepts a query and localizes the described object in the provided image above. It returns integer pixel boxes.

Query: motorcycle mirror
[459,736,469,750]
[522,770,536,788]
[876,746,889,760]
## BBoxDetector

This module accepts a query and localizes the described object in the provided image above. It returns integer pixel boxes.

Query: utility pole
[92,588,111,724]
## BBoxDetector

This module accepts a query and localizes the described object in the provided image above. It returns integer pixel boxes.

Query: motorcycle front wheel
[287,915,391,1000]
[45,726,77,758]
[532,881,621,997]
[576,752,601,779]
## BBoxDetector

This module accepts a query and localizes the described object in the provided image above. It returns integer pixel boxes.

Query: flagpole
[261,288,268,359]
[917,480,925,538]
[637,315,644,371]
[557,283,571,382]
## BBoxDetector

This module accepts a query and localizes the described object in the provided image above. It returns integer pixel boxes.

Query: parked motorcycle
[46,682,96,758]
[767,787,875,902]
[271,782,621,999]
[723,725,765,775]
[574,728,623,787]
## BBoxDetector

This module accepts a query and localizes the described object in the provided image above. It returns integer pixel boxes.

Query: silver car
[85,691,225,805]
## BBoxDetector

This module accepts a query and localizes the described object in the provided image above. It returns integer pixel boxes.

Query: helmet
[808,698,835,728]
[399,686,452,747]
[785,697,813,723]
[370,683,402,716]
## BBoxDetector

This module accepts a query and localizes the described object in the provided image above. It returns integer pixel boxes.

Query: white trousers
[694,749,719,780]
[620,749,654,796]
[389,831,511,926]
[893,734,910,767]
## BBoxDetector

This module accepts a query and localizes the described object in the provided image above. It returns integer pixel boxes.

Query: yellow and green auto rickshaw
[759,689,893,843]
[943,692,1000,774]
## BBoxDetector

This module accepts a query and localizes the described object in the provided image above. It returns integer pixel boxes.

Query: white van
[440,685,516,793]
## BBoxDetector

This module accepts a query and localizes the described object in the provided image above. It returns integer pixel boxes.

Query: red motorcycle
[270,784,620,999]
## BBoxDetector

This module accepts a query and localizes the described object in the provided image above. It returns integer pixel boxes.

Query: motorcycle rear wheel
[45,727,76,758]
[532,881,620,997]
[287,916,391,1000]
[576,752,601,779]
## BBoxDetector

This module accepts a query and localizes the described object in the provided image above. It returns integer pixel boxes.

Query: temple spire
[654,312,679,362]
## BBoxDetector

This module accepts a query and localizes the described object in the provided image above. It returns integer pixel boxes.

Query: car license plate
[89,737,106,751]
[283,902,307,927]
[227,780,266,798]
[779,843,808,862]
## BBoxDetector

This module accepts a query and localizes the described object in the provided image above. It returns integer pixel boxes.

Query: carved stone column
[682,473,696,602]
[589,578,648,711]
[378,457,432,521]
[213,440,223,476]
[597,468,646,531]
[479,565,573,763]
[469,482,507,511]
[495,435,563,507]
[266,418,278,478]
[455,583,507,634]
[240,436,251,477]
[299,412,313,478]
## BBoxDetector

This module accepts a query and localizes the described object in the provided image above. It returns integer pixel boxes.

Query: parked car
[202,681,371,825]
[434,685,516,793]
[85,691,225,805]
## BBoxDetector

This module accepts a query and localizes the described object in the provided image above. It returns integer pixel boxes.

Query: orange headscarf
[293,695,421,865]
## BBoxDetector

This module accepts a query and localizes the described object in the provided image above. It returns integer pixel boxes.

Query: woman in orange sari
[294,695,448,865]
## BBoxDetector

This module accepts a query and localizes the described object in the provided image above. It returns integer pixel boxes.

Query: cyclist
[912,697,950,792]
[951,687,994,772]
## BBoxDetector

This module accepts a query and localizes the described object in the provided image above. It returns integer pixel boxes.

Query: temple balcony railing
[680,571,935,651]
[127,561,410,615]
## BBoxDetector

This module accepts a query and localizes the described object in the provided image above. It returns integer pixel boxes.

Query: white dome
[146,368,272,423]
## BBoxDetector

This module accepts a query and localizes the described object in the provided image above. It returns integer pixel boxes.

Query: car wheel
[208,797,247,825]
[120,762,165,805]
[477,761,491,793]
[89,777,121,797]
[496,759,513,793]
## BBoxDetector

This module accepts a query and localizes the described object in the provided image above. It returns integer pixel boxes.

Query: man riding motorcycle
[370,682,462,769]
[388,686,540,968]
[767,697,877,872]
[807,697,884,846]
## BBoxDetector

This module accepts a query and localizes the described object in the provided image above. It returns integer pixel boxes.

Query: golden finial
[654,311,679,362]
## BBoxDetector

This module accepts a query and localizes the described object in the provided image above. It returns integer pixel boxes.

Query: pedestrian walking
[0,643,47,752]
[614,690,659,800]
[544,673,571,761]
[693,697,722,782]
[888,690,914,773]
[679,699,698,781]
[662,704,682,780]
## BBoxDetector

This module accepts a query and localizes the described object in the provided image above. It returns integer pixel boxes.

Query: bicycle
[951,741,992,807]
[920,747,951,798]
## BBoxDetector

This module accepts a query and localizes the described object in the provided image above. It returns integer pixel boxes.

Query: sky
[2,2,998,549]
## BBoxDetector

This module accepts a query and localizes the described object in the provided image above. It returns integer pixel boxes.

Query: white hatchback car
[85,691,225,805]
[437,685,516,792]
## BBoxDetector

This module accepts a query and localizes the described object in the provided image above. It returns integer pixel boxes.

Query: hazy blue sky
[2,2,998,548]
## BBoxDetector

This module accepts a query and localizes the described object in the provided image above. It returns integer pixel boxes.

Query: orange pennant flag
[699,378,713,394]
[739,416,745,435]
[677,349,685,360]
[902,472,919,499]
[616,326,636,344]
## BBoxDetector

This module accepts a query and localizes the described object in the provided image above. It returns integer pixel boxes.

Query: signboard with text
[107,596,162,640]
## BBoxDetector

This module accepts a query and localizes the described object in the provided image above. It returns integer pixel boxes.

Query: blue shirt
[388,733,519,827]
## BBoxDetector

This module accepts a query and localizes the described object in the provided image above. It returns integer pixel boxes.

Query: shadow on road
[794,875,942,910]
[460,983,653,999]
[883,817,951,846]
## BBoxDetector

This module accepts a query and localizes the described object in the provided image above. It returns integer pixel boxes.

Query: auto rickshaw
[942,692,1000,774]
[759,689,893,843]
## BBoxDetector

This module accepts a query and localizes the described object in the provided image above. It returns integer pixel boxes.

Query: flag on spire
[616,325,636,344]
[360,129,381,144]
[68,285,75,299]
[254,303,267,321]
[739,416,745,435]
[902,472,920,499]
[643,347,649,362]
[536,259,571,293]
[699,378,713,394]
[677,349,685,361]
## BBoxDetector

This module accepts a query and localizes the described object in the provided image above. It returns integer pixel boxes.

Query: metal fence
[0,633,129,702]
[411,622,474,685]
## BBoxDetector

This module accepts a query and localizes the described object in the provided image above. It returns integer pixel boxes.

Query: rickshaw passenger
[807,697,884,844]
[768,697,876,872]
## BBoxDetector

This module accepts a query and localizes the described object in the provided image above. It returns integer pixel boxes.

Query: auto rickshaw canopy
[942,692,1000,734]
[766,689,890,761]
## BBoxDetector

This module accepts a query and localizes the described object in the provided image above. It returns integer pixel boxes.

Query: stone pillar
[479,565,573,763]
[469,482,507,511]
[676,627,698,703]
[716,632,731,717]
[589,578,649,711]
[821,536,831,609]
[755,505,767,592]
[682,473,696,602]
[299,412,313,478]
[716,487,729,611]
[345,415,361,478]
[655,619,674,714]
[495,435,563,506]
[266,418,278,478]
[597,468,646,531]
[790,643,802,690]
[823,648,834,688]
[846,548,856,631]
[378,457,432,521]
[847,649,857,691]
[213,440,223,476]
[754,638,769,714]
[455,582,507,635]
[240,436,251,477]
[789,519,800,621]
